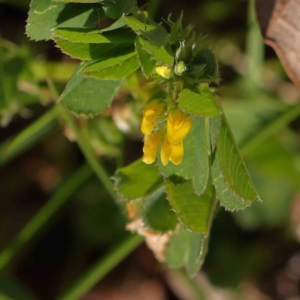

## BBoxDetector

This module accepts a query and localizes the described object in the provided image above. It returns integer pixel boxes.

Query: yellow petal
[167,109,193,144]
[160,134,173,166]
[142,131,162,164]
[168,109,185,129]
[144,101,165,116]
[170,141,184,165]
[141,116,155,135]
[141,101,165,135]
[155,65,173,79]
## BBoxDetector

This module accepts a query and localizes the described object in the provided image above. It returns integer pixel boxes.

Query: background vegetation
[1,0,300,299]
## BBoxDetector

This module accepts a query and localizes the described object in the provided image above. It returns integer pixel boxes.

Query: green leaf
[165,225,192,269]
[60,63,122,117]
[53,27,135,44]
[26,0,101,41]
[100,18,126,33]
[123,14,168,46]
[211,116,260,210]
[83,52,136,71]
[165,225,207,277]
[102,0,136,19]
[54,36,134,60]
[209,114,222,152]
[177,85,220,117]
[166,181,215,233]
[141,187,177,233]
[114,159,163,201]
[186,233,207,278]
[82,52,139,80]
[135,36,156,78]
[191,48,219,81]
[138,36,174,66]
[192,117,209,195]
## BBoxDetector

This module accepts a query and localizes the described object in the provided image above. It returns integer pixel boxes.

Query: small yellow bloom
[142,130,163,164]
[141,100,165,135]
[155,65,173,79]
[167,109,192,144]
[161,134,184,166]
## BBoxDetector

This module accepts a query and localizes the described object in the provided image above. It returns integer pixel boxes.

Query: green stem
[148,0,160,19]
[175,270,207,300]
[58,105,117,201]
[245,0,264,92]
[241,103,300,157]
[47,78,117,202]
[59,234,143,300]
[0,106,59,166]
[0,164,92,270]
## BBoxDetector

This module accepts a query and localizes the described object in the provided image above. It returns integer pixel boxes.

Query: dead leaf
[256,0,300,87]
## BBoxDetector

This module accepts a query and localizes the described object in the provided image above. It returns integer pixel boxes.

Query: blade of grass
[148,0,161,19]
[245,0,264,91]
[59,234,143,300]
[0,164,92,270]
[0,106,59,166]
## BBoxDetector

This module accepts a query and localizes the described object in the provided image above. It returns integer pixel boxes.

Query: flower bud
[174,61,187,76]
[155,65,174,79]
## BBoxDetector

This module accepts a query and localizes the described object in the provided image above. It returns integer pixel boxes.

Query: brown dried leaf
[256,0,300,87]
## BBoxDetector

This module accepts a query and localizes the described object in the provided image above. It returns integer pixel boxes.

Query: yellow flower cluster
[141,100,192,166]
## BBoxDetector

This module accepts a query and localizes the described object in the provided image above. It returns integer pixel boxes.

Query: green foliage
[135,37,156,78]
[165,225,207,277]
[141,187,177,233]
[114,159,163,201]
[23,0,263,281]
[192,117,209,195]
[60,63,122,116]
[177,85,220,117]
[137,36,174,66]
[212,116,260,211]
[26,0,101,41]
[123,13,168,46]
[166,181,215,233]
[83,52,140,80]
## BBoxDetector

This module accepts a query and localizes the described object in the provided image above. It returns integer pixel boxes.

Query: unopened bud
[155,65,174,79]
[174,61,187,76]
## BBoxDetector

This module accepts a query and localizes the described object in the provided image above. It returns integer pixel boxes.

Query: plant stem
[58,105,117,201]
[0,106,59,166]
[148,0,160,19]
[176,270,207,300]
[0,164,92,270]
[245,0,264,92]
[59,234,143,300]
[47,79,117,201]
[241,103,300,157]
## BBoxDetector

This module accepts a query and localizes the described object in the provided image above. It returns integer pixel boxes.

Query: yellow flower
[161,135,184,166]
[167,109,192,144]
[142,130,163,164]
[141,100,165,135]
[155,65,173,79]
[141,105,192,166]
